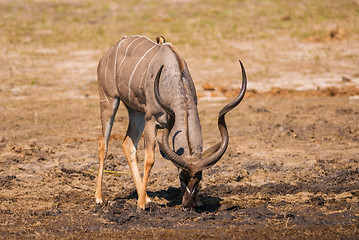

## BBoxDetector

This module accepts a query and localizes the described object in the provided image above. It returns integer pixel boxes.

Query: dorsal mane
[168,44,185,74]
[155,36,184,73]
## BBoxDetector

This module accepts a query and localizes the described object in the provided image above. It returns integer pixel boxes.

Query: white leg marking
[103,88,110,104]
[128,45,157,98]
[104,99,120,150]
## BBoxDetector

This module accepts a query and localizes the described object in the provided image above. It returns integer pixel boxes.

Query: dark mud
[1,95,358,239]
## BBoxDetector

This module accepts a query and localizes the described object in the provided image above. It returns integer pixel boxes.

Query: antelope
[95,35,247,210]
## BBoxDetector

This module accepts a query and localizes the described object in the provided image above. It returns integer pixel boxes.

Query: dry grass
[1,0,358,48]
[0,0,358,142]
[1,0,358,141]
[0,0,358,93]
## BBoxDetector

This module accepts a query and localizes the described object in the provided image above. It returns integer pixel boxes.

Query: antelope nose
[182,199,197,210]
[182,206,194,211]
[182,204,196,211]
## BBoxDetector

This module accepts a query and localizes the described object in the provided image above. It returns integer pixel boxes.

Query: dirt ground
[1,1,359,239]
[1,89,359,239]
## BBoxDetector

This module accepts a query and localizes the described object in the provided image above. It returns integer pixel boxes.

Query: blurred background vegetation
[1,0,357,53]
[0,0,358,93]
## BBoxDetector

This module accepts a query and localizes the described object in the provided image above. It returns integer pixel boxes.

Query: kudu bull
[95,35,247,209]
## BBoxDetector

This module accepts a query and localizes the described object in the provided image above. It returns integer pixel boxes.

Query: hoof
[182,206,196,212]
[137,203,146,210]
[96,198,103,204]
[146,195,152,204]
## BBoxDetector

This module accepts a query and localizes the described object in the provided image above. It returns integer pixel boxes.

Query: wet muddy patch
[1,96,358,238]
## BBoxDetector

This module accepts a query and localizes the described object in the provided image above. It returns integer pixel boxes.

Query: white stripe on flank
[128,45,157,98]
[128,39,147,60]
[104,45,114,79]
[130,35,157,45]
[139,45,162,93]
[113,39,126,82]
[117,37,141,74]
[100,56,104,77]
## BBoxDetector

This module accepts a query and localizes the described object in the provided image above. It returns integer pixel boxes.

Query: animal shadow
[114,187,223,213]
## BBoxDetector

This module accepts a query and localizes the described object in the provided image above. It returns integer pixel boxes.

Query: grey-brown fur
[95,35,247,209]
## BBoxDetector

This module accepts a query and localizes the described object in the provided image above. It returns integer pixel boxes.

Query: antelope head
[154,61,247,209]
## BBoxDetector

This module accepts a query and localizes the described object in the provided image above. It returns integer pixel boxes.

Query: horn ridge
[154,65,175,118]
[197,60,247,172]
[154,65,192,173]
[219,60,247,117]
[157,120,192,173]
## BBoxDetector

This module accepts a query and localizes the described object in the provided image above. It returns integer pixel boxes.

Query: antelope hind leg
[95,97,120,204]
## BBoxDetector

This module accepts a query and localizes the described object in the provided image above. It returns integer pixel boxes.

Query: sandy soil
[0,22,359,239]
[1,86,358,238]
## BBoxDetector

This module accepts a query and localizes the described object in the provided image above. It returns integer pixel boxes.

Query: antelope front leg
[137,122,157,210]
[122,109,151,206]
